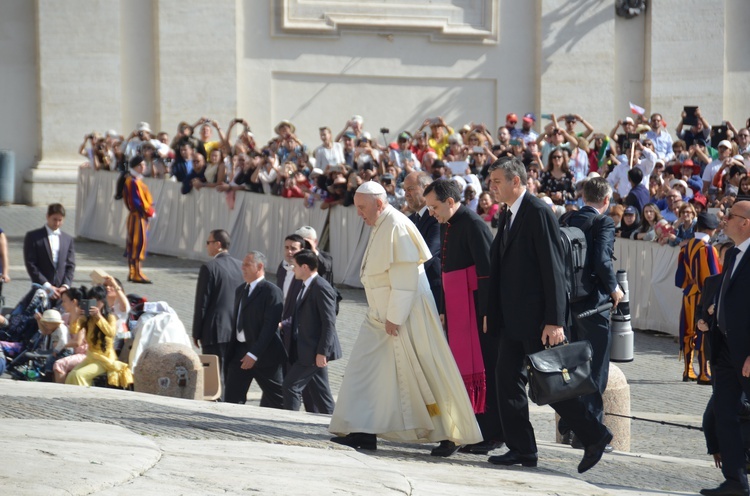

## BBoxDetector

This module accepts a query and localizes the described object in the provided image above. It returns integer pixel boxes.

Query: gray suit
[282,274,342,413]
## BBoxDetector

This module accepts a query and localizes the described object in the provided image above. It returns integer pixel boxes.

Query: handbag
[525,339,597,406]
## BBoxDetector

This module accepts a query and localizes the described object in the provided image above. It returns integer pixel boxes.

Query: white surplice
[329,205,482,445]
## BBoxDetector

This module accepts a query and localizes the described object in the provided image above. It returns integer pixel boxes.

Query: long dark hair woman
[539,147,575,205]
[65,285,133,388]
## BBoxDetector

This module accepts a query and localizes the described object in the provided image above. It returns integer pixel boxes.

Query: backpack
[558,211,602,303]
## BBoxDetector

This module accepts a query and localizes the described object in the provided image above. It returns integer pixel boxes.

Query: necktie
[718,247,740,333]
[501,210,513,248]
[297,284,307,303]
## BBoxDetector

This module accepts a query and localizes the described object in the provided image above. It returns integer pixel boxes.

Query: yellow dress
[65,314,133,388]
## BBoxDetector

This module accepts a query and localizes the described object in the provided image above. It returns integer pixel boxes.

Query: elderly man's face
[354,193,383,227]
[403,174,425,212]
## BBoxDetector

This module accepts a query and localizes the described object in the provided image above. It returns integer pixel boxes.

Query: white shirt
[45,225,61,267]
[507,190,525,229]
[281,261,295,298]
[298,272,317,301]
[314,142,345,169]
[237,276,264,344]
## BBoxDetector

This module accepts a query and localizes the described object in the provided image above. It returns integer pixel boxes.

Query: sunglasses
[726,212,749,221]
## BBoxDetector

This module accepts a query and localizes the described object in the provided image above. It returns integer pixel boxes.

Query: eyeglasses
[740,134,750,138]
[551,155,563,159]
[206,239,218,245]
[726,212,749,221]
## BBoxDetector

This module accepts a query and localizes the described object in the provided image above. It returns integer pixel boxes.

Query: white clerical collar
[45,225,61,236]
[212,250,226,259]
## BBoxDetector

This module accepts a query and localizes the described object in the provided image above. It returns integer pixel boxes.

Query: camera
[380,128,390,134]
[382,178,392,185]
[80,299,97,317]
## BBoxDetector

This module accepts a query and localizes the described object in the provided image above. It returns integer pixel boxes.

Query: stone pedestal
[23,161,79,206]
[134,343,204,400]
[555,363,631,452]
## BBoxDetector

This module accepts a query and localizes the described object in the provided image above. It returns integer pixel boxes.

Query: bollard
[0,150,15,205]
[134,343,203,400]
[555,363,631,451]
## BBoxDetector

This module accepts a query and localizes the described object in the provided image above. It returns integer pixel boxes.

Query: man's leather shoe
[431,440,461,457]
[330,433,377,451]
[487,450,538,467]
[459,439,505,455]
[700,480,750,495]
[578,430,613,473]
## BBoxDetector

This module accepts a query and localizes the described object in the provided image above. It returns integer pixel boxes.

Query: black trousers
[712,331,750,491]
[495,334,608,455]
[282,363,335,414]
[476,330,504,442]
[224,342,283,408]
[201,342,230,401]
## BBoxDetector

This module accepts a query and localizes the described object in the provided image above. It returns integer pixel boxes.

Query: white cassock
[329,205,483,445]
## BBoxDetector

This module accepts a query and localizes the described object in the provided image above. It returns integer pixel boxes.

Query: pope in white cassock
[329,181,482,451]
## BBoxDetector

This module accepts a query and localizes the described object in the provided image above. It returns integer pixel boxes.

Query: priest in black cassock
[404,172,442,308]
[423,179,504,457]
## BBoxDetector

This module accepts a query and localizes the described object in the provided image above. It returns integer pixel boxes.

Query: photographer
[274,120,305,165]
[78,133,111,170]
[170,121,205,158]
[124,122,170,162]
[65,285,133,388]
[225,118,255,154]
[353,133,380,170]
[192,117,226,159]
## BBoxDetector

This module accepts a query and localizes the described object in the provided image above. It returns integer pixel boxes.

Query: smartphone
[710,125,728,149]
[80,299,91,316]
[472,146,484,154]
[509,139,521,146]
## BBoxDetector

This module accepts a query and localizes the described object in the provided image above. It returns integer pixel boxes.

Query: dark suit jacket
[232,279,286,368]
[193,252,244,345]
[317,249,334,286]
[23,226,76,288]
[715,249,750,368]
[563,206,618,311]
[408,209,442,306]
[292,275,342,366]
[487,192,566,341]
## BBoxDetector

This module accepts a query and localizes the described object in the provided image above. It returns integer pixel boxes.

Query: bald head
[724,200,750,245]
[403,171,432,212]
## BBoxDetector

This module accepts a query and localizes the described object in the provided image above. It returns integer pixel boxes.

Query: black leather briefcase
[525,340,597,406]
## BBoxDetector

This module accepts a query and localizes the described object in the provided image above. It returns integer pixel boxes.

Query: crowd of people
[81,109,750,244]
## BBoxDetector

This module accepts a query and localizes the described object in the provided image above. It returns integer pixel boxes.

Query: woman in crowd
[669,202,697,247]
[141,142,167,178]
[619,206,641,239]
[53,287,88,383]
[203,148,227,187]
[609,204,625,235]
[476,191,499,223]
[539,148,575,205]
[738,174,750,201]
[65,285,133,388]
[633,203,662,241]
[354,134,380,170]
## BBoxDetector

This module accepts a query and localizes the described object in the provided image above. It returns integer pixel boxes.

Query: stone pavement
[0,205,723,494]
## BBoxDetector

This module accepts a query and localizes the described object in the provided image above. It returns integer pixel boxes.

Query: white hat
[136,121,152,133]
[623,117,635,125]
[309,167,324,178]
[718,140,733,149]
[41,309,63,324]
[106,129,119,138]
[356,181,386,195]
[295,226,317,240]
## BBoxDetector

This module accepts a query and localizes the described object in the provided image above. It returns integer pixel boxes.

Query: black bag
[525,340,597,406]
[558,212,602,303]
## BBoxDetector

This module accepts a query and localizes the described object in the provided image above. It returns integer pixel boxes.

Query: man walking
[224,252,286,407]
[423,178,504,457]
[329,181,481,451]
[701,201,750,496]
[558,177,623,448]
[403,171,441,307]
[282,249,341,413]
[486,156,611,473]
[192,229,244,396]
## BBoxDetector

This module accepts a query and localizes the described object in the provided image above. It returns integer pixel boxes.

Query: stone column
[25,0,123,206]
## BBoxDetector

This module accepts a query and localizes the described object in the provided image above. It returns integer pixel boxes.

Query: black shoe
[578,430,613,473]
[459,439,505,455]
[431,440,461,457]
[488,450,538,467]
[700,480,750,496]
[330,433,377,451]
[698,378,713,385]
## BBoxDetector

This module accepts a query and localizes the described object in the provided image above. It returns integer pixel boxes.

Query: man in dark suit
[224,251,285,408]
[276,234,306,359]
[282,249,342,413]
[485,156,611,474]
[192,229,244,396]
[23,203,76,300]
[403,171,442,308]
[703,201,750,496]
[558,178,623,448]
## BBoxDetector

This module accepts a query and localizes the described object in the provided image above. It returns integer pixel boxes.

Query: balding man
[704,201,750,496]
[329,181,482,451]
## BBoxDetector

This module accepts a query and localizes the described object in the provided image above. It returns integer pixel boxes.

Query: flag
[629,102,645,115]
